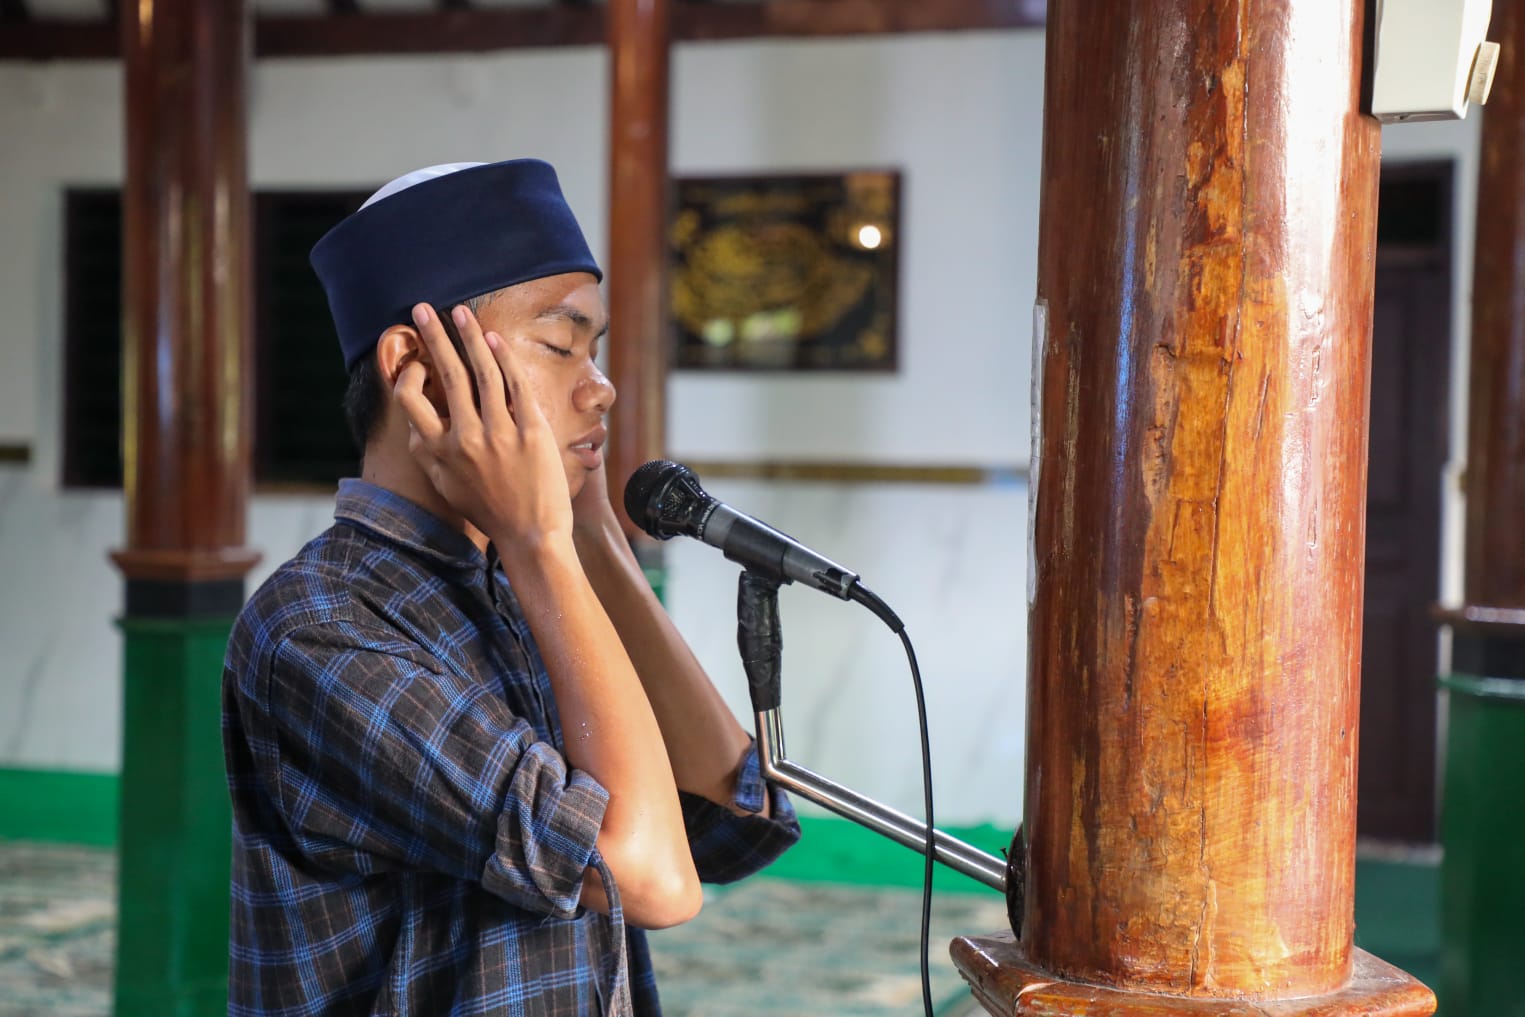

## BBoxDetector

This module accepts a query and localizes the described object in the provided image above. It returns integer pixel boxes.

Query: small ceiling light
[856,224,883,250]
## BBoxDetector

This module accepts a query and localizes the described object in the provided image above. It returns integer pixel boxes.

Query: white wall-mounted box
[1371,0,1499,123]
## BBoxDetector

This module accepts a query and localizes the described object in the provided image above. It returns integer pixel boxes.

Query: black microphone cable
[849,585,935,1017]
[906,629,936,1017]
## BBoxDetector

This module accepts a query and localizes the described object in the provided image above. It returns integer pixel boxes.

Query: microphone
[624,460,861,600]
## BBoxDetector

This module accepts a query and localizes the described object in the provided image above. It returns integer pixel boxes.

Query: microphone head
[624,460,716,540]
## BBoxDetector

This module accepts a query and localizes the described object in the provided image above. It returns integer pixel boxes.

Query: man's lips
[569,426,607,467]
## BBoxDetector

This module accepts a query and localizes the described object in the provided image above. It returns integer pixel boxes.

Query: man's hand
[393,303,572,551]
[569,460,623,540]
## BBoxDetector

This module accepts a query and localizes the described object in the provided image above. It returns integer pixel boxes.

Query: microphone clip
[737,571,784,715]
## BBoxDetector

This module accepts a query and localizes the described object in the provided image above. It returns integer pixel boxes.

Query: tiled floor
[0,844,115,1017]
[0,841,1004,1017]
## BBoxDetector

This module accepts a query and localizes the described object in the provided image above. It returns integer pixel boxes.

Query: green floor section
[1354,857,1442,997]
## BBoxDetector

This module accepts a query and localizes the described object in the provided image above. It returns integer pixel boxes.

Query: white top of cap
[361,162,487,210]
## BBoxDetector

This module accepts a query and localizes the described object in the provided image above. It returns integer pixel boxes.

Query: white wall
[0,31,1043,825]
[0,37,1484,829]
[668,39,1038,464]
[1,63,126,773]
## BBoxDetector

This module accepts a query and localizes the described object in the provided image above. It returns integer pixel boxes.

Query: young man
[223,159,799,1016]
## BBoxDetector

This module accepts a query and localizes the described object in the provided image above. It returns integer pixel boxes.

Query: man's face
[471,272,615,500]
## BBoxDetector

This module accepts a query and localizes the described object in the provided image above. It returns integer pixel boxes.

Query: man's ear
[375,325,447,415]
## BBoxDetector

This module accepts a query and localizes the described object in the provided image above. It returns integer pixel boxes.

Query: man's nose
[576,364,616,414]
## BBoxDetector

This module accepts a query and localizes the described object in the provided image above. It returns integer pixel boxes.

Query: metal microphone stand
[735,570,1008,894]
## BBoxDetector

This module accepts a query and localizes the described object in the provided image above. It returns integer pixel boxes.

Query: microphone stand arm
[736,571,1008,894]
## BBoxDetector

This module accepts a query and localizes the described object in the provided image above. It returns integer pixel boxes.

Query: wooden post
[1434,3,1525,1014]
[606,0,671,533]
[1461,0,1525,626]
[111,0,258,1013]
[951,0,1433,1012]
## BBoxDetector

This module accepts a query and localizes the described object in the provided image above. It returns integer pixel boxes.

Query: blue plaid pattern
[224,480,799,1016]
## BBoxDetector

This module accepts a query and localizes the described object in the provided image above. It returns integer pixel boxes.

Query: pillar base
[112,612,242,1017]
[950,933,1435,1017]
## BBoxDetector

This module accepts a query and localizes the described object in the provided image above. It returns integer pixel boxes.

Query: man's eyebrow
[536,303,609,338]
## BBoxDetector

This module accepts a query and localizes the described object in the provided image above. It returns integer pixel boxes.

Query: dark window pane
[62,190,123,489]
[1377,175,1446,248]
[60,188,371,491]
[254,192,371,486]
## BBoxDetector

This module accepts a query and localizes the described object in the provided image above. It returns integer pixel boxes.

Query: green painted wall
[764,815,1011,896]
[0,768,118,847]
[0,767,1008,892]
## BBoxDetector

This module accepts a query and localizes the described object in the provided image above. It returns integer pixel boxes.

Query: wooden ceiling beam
[677,0,1046,41]
[1,0,1044,60]
[2,21,117,58]
[258,5,603,53]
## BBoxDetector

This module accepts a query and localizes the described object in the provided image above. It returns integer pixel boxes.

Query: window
[254,192,371,486]
[61,188,371,490]
[62,190,124,489]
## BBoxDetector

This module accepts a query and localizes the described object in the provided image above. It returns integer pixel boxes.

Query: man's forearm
[573,517,766,817]
[495,533,702,923]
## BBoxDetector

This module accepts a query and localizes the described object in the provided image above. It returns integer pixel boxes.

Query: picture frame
[670,170,901,372]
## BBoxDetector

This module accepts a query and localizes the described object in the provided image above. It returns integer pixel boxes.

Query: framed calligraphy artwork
[670,171,900,372]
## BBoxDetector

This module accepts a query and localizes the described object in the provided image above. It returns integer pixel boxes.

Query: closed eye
[540,342,574,358]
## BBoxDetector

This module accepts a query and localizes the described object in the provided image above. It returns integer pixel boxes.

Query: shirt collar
[334,478,487,569]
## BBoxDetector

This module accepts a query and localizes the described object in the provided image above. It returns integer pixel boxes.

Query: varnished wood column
[1457,0,1525,642]
[1434,4,1525,1016]
[112,1,257,1014]
[607,0,671,532]
[116,0,258,585]
[952,0,1432,1013]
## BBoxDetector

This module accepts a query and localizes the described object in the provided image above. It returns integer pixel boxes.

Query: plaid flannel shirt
[223,480,800,1016]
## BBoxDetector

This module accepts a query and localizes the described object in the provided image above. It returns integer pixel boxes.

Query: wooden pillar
[112,0,258,1014]
[607,0,671,533]
[1434,3,1525,1015]
[952,0,1433,1013]
[1461,0,1525,627]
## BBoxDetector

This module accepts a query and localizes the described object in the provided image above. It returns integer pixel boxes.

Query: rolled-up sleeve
[254,622,608,918]
[680,742,801,884]
[481,741,609,914]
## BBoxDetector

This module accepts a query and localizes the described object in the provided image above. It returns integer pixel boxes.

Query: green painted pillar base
[1438,672,1525,1017]
[113,614,237,1017]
